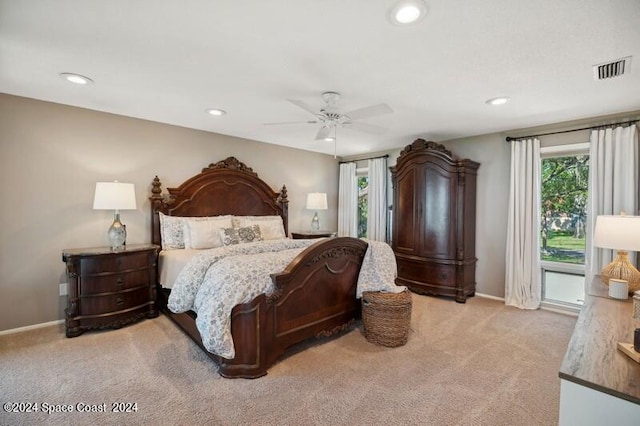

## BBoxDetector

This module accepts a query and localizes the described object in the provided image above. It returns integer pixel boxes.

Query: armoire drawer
[397,258,456,286]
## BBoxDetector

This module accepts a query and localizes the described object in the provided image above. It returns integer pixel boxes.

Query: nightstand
[291,231,337,239]
[62,244,160,337]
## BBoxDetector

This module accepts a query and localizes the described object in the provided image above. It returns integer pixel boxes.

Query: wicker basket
[362,289,412,347]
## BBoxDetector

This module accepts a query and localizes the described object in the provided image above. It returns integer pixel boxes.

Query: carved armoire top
[392,139,480,174]
[399,139,453,159]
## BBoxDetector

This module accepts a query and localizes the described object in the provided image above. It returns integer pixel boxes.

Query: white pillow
[158,212,233,250]
[183,216,233,249]
[233,215,286,240]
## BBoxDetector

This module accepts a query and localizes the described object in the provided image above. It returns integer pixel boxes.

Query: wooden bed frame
[150,157,368,378]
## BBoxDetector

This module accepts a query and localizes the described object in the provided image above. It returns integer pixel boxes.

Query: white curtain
[367,157,387,241]
[338,162,358,237]
[505,138,542,309]
[585,124,639,284]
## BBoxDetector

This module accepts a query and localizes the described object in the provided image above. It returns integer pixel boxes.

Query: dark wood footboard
[162,237,368,378]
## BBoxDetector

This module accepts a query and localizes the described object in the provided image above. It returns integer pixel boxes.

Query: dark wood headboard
[149,157,289,246]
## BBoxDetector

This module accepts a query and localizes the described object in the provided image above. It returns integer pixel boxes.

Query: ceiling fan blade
[315,126,332,141]
[287,99,318,116]
[344,103,393,120]
[264,120,318,126]
[344,121,388,135]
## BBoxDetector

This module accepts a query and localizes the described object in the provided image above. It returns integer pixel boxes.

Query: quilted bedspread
[168,238,402,359]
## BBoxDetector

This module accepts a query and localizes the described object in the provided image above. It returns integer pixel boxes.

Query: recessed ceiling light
[388,0,427,25]
[324,137,335,142]
[486,97,511,106]
[206,108,227,116]
[60,72,93,85]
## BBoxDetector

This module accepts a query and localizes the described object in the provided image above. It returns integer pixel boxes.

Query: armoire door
[393,165,420,255]
[419,160,457,260]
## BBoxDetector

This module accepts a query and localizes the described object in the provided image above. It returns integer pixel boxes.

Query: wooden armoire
[391,139,480,303]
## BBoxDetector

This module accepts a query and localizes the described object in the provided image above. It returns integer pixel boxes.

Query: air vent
[593,56,631,80]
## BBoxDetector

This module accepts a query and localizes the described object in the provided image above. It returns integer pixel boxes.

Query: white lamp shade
[93,182,137,210]
[306,193,328,210]
[593,215,640,251]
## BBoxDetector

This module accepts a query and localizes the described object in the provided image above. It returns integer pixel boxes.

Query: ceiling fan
[265,92,393,142]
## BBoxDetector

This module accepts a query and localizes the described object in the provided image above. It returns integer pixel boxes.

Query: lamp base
[311,212,320,231]
[107,213,127,251]
[601,250,640,293]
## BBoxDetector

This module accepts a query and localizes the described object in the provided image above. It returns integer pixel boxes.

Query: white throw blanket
[169,238,402,358]
[356,239,405,298]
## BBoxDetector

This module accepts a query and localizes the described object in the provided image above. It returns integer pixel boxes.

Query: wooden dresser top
[559,276,640,404]
[62,244,159,260]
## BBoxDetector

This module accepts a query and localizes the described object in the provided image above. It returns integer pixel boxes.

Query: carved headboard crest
[202,156,257,176]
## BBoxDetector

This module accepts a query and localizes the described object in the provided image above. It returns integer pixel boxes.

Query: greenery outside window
[357,169,368,238]
[540,143,589,309]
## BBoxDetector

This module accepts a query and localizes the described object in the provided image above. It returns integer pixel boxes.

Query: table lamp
[306,192,327,231]
[93,182,137,251]
[593,214,640,293]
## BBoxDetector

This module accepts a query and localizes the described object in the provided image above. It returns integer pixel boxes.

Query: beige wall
[0,94,340,331]
[439,135,511,298]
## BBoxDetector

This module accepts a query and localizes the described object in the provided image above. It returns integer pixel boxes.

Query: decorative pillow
[159,212,186,250]
[220,225,263,246]
[184,219,232,249]
[183,216,233,249]
[233,215,286,240]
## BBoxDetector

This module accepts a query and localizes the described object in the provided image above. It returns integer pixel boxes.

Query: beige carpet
[0,295,576,426]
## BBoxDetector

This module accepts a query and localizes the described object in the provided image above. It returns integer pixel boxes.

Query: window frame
[539,142,589,311]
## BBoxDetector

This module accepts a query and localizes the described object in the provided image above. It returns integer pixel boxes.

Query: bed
[150,157,383,378]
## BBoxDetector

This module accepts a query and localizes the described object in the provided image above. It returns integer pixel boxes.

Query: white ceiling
[1,0,639,157]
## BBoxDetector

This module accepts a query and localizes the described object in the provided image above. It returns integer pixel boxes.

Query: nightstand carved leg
[65,306,83,337]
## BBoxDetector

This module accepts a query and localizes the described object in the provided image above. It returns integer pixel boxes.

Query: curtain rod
[505,119,639,142]
[339,154,389,164]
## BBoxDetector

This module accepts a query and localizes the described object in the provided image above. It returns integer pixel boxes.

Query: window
[540,144,589,309]
[357,171,369,238]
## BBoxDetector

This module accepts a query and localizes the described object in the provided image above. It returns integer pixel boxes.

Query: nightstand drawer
[79,269,151,295]
[79,287,152,316]
[79,251,150,275]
